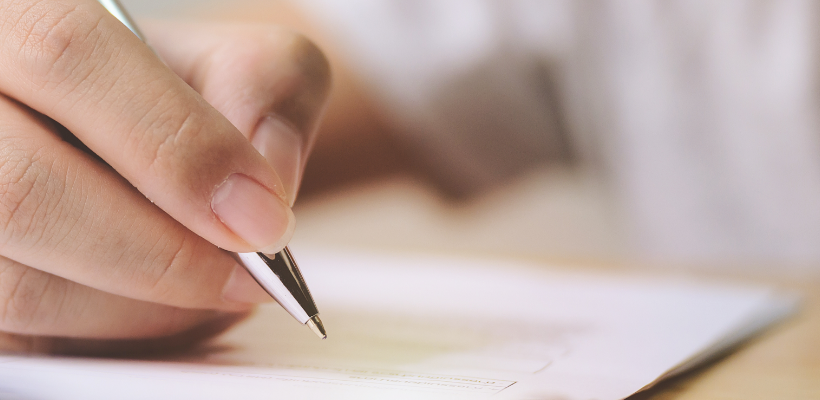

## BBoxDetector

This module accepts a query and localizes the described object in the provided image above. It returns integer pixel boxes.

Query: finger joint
[141,233,196,303]
[0,260,52,333]
[5,1,107,92]
[0,139,58,246]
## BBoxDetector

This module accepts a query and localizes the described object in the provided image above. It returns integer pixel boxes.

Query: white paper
[0,250,796,400]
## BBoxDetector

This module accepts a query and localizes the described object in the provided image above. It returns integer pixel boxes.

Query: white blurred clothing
[298,0,820,267]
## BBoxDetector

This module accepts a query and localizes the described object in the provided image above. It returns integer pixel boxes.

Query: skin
[0,0,331,355]
[194,0,419,198]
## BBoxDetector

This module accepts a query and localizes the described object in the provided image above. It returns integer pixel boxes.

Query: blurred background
[125,0,820,277]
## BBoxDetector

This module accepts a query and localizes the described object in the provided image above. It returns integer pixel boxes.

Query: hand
[0,1,330,355]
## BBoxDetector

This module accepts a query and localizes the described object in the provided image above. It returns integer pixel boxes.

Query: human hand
[0,1,330,355]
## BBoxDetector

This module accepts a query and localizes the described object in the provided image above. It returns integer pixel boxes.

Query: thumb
[146,23,332,205]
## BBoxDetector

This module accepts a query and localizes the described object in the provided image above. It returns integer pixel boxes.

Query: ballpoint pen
[96,0,326,340]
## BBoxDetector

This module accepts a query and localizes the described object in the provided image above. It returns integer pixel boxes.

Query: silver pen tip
[306,315,327,339]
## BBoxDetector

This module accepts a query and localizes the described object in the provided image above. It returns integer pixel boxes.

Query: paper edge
[632,291,801,395]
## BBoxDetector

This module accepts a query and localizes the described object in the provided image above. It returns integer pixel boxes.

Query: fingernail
[222,264,274,304]
[212,174,296,253]
[251,117,303,206]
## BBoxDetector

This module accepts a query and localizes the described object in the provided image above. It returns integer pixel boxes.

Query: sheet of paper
[0,249,796,400]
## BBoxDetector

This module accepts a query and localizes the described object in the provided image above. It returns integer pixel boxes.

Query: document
[0,249,796,400]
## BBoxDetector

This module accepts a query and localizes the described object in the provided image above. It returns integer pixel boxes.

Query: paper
[0,249,796,400]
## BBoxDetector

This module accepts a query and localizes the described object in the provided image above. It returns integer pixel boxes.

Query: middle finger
[0,94,270,310]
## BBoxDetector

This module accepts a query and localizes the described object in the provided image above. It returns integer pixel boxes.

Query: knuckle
[5,1,105,90]
[141,101,204,180]
[0,260,51,332]
[0,138,56,245]
[138,232,198,304]
[134,92,234,195]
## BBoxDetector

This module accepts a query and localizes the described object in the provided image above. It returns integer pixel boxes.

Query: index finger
[0,0,293,253]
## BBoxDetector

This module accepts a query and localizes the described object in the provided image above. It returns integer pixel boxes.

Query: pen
[97,0,326,340]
